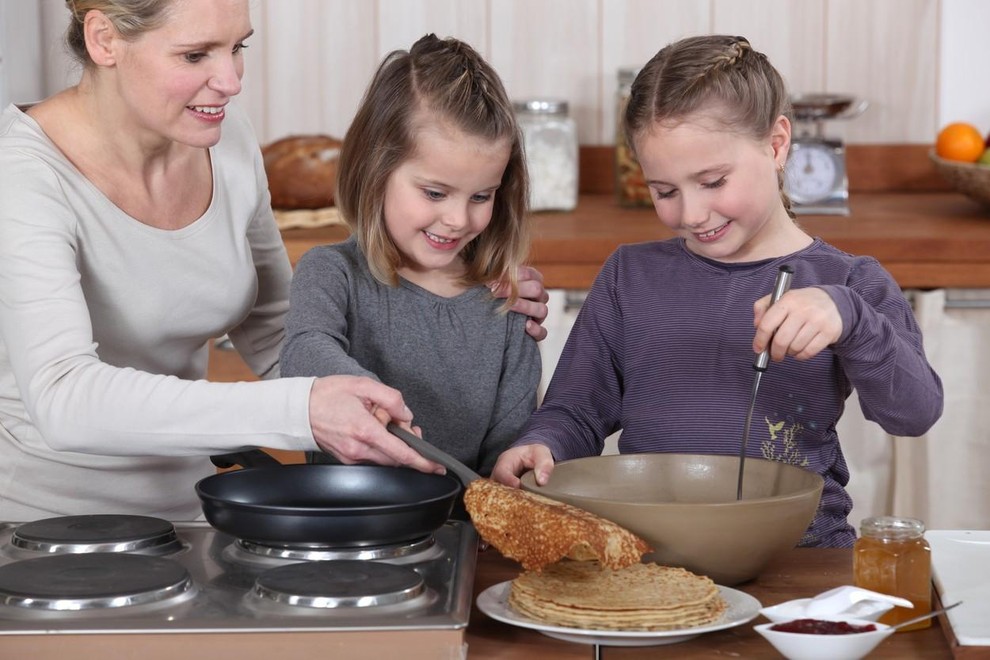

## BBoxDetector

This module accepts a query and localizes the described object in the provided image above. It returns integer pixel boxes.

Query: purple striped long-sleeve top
[514,237,943,547]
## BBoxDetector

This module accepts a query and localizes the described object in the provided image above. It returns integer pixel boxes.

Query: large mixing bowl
[520,453,823,586]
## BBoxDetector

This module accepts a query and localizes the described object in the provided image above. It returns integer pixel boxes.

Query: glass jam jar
[853,516,932,631]
[614,67,651,207]
[513,99,578,212]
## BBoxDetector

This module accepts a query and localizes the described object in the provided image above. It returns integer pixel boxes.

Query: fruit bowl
[930,151,990,207]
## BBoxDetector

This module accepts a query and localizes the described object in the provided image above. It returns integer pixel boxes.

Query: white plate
[928,530,990,646]
[476,581,761,647]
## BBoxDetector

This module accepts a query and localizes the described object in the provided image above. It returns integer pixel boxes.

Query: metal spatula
[736,264,794,500]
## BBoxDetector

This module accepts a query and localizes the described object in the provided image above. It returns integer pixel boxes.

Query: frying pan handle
[210,449,282,470]
[386,423,481,486]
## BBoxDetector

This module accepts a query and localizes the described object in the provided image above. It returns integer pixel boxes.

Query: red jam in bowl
[770,619,878,635]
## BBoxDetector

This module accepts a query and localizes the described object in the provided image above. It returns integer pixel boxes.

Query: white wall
[0,2,6,108]
[5,0,985,145]
[0,0,43,107]
[939,0,990,128]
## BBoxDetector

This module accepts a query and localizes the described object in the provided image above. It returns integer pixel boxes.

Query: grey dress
[280,237,541,475]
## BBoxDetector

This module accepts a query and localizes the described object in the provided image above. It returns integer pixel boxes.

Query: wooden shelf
[280,192,990,290]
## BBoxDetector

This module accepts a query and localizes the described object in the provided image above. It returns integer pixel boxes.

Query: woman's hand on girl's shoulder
[752,286,843,362]
[491,266,549,341]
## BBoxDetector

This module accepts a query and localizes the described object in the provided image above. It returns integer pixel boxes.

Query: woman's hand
[753,286,843,363]
[491,443,555,488]
[491,265,550,341]
[307,376,444,474]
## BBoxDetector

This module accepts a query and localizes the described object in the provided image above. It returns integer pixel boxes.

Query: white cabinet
[843,289,990,531]
[537,290,581,402]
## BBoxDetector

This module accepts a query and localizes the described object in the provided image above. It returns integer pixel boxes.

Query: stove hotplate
[0,515,478,633]
[9,514,182,556]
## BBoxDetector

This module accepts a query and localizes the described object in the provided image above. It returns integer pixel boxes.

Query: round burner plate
[11,514,178,554]
[0,553,193,610]
[237,534,435,562]
[252,560,425,608]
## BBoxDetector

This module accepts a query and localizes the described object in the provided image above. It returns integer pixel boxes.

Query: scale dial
[784,140,847,206]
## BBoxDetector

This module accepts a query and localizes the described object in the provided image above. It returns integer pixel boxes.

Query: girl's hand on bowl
[491,444,554,487]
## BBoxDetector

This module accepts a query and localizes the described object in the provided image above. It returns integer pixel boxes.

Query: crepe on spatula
[463,478,651,571]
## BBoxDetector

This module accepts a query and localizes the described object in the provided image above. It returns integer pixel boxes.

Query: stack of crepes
[463,479,727,631]
[510,560,726,631]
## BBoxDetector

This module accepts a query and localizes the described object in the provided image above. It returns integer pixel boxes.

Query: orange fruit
[935,122,985,162]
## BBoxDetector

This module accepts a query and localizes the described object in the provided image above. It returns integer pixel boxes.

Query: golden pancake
[508,560,727,631]
[463,478,650,571]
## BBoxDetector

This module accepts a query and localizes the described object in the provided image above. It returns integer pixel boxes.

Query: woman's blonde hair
[64,0,173,66]
[624,35,795,218]
[336,33,530,307]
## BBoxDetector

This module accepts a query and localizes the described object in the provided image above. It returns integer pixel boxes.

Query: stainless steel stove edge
[0,519,479,635]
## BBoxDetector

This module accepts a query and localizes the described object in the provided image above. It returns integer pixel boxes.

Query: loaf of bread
[262,135,342,210]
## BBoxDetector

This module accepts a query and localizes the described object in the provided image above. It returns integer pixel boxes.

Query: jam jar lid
[859,515,926,539]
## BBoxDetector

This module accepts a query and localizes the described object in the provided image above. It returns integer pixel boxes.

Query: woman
[0,0,548,521]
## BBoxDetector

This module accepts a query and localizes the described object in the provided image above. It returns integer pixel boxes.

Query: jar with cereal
[513,99,578,212]
[614,67,651,207]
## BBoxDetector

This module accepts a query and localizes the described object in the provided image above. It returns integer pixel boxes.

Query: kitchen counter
[279,192,990,291]
[0,544,955,659]
[466,547,953,658]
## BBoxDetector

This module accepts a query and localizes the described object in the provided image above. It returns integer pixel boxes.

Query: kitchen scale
[784,94,868,216]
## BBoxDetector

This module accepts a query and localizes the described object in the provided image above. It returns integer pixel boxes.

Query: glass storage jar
[853,516,932,631]
[614,67,652,207]
[513,99,578,212]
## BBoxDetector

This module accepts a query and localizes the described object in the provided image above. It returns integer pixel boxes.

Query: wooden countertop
[0,546,955,660]
[466,548,954,658]
[279,192,990,291]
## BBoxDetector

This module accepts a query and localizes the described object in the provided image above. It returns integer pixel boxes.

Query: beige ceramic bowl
[520,453,823,586]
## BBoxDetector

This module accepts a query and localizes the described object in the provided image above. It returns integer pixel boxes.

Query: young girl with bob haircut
[281,34,541,476]
[492,35,943,547]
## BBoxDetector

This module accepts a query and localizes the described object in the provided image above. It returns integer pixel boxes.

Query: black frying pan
[195,425,480,546]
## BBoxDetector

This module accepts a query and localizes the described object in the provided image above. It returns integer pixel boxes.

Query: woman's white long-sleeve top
[0,102,317,521]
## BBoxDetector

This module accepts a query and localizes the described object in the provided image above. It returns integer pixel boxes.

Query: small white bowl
[760,597,895,624]
[754,617,893,660]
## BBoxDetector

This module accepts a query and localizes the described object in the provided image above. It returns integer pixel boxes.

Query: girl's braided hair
[624,35,795,218]
[336,33,529,305]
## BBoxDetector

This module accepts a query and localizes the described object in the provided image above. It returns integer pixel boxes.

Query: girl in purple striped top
[492,35,943,547]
